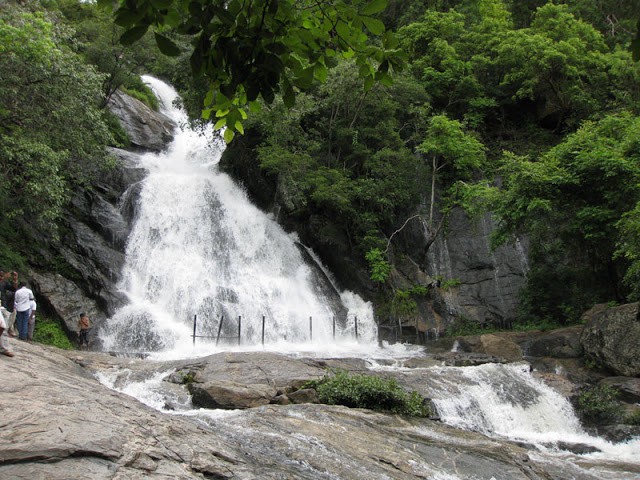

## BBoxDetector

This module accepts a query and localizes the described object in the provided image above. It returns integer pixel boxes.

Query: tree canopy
[103,0,405,142]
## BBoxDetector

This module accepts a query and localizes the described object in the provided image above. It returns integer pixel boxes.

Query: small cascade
[99,77,376,355]
[424,363,583,442]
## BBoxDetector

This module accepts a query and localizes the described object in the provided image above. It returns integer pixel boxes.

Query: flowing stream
[97,78,639,479]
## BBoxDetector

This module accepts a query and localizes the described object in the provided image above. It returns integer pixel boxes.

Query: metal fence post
[238,315,242,346]
[262,315,265,346]
[355,315,358,340]
[193,314,197,345]
[216,315,224,346]
[332,316,335,339]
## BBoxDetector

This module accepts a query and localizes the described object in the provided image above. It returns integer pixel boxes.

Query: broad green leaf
[114,9,143,28]
[164,9,181,28]
[154,33,181,56]
[204,89,214,107]
[335,21,352,40]
[120,26,149,46]
[234,121,244,135]
[223,128,235,143]
[214,118,226,129]
[362,16,385,36]
[342,48,355,59]
[361,0,388,16]
[314,62,328,82]
[202,108,213,120]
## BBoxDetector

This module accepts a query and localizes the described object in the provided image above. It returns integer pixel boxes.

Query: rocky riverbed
[1,340,639,479]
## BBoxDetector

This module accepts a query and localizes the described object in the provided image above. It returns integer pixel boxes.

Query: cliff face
[29,91,176,341]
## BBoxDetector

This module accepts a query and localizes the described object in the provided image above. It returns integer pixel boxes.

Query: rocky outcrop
[410,209,528,332]
[29,272,105,340]
[27,91,174,334]
[107,90,176,152]
[3,343,633,480]
[581,303,640,377]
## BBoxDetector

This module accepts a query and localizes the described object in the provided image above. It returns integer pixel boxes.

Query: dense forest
[2,0,640,332]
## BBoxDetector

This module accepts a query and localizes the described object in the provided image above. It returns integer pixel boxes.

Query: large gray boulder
[581,303,640,377]
[107,90,176,152]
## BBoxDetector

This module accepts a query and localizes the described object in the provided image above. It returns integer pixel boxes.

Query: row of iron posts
[192,314,359,346]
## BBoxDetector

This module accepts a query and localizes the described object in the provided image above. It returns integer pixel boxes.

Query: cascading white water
[99,76,376,355]
[413,362,640,463]
[424,363,583,441]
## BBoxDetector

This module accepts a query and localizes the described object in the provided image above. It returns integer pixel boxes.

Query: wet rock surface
[4,344,638,479]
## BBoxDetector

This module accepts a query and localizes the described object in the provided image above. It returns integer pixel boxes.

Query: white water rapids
[96,77,639,479]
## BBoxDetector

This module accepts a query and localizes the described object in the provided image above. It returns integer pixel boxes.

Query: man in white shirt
[14,282,34,341]
[0,305,14,357]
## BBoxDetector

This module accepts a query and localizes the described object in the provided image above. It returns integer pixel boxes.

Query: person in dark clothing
[0,270,6,308]
[4,272,18,336]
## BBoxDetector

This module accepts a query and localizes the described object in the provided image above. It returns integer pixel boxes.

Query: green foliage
[180,371,196,385]
[33,315,74,350]
[233,59,429,274]
[576,385,620,425]
[102,110,131,148]
[0,7,115,229]
[365,248,391,283]
[309,369,431,417]
[121,85,159,111]
[439,278,461,290]
[624,410,640,426]
[446,316,495,336]
[56,0,170,106]
[104,0,405,141]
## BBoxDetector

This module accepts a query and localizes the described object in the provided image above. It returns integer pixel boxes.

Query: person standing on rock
[0,270,6,307]
[0,304,14,357]
[14,281,34,341]
[27,297,37,342]
[78,312,91,349]
[4,271,18,337]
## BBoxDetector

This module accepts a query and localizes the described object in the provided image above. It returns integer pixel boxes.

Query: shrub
[624,410,640,426]
[121,81,159,111]
[307,370,431,417]
[576,385,620,425]
[33,315,74,350]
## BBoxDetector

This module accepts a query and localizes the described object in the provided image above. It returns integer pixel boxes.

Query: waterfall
[99,76,375,355]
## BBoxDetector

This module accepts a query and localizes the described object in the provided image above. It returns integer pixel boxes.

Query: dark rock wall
[421,209,529,330]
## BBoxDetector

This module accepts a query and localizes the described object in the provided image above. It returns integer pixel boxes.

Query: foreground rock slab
[2,342,636,479]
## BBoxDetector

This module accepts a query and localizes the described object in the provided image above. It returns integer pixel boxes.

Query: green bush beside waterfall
[306,370,432,417]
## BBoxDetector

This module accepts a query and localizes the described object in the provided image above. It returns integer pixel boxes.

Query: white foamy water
[411,362,640,469]
[99,76,376,356]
